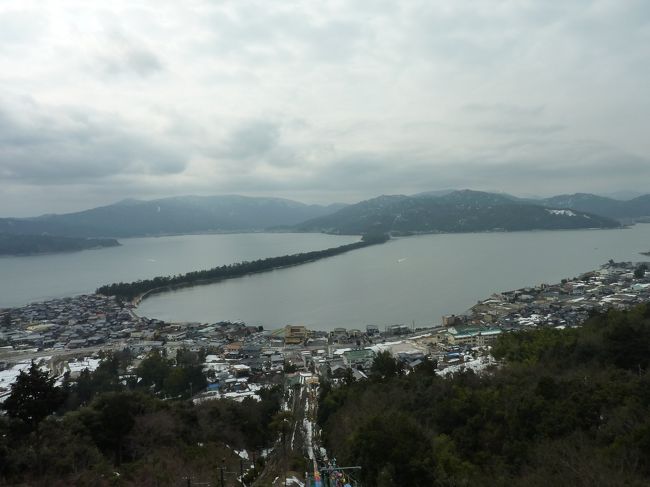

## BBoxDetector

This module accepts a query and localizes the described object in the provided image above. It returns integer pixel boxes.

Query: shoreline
[129,224,640,310]
[2,259,649,362]
[135,258,650,332]
[99,235,387,302]
[129,254,343,307]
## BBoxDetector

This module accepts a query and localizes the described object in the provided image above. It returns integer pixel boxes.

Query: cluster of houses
[445,260,650,335]
[193,325,448,401]
[0,295,270,358]
[0,295,144,352]
[2,260,650,400]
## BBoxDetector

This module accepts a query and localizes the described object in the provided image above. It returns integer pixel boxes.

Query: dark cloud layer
[0,97,186,184]
[0,1,648,215]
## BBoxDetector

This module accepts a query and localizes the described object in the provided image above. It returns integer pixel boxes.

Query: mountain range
[0,195,346,238]
[1,190,649,242]
[294,190,622,235]
[536,193,650,220]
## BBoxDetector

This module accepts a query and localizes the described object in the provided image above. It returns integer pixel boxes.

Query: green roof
[343,349,375,359]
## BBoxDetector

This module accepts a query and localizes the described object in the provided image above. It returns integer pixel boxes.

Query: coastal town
[2,259,649,404]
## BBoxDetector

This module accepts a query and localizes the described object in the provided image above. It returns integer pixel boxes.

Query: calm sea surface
[137,225,650,330]
[0,233,358,308]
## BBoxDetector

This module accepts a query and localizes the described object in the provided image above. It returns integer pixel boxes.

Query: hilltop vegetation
[296,190,620,235]
[318,304,650,486]
[0,234,119,256]
[539,193,650,220]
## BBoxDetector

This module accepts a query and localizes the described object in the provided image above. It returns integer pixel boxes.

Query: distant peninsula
[0,234,120,256]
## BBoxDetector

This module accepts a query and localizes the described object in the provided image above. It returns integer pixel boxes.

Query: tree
[2,362,64,429]
[350,413,434,486]
[74,369,94,407]
[413,357,438,376]
[163,365,206,398]
[1,312,11,328]
[175,347,199,367]
[634,264,647,279]
[284,361,298,373]
[370,351,402,379]
[80,391,152,465]
[136,350,171,391]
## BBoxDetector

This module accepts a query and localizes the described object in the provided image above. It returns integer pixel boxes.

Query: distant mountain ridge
[410,190,650,220]
[1,189,647,240]
[0,195,347,238]
[295,190,621,235]
[537,193,650,220]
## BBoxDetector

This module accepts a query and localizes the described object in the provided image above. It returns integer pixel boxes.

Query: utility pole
[220,458,226,487]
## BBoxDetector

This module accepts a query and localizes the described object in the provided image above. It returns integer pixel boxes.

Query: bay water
[137,225,650,330]
[0,233,357,308]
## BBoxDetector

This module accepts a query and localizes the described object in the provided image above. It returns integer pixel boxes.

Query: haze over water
[138,225,650,330]
[0,233,357,308]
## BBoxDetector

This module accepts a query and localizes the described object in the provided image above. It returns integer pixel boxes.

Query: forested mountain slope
[319,304,650,486]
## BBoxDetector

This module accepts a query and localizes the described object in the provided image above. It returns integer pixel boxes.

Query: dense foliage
[0,351,282,485]
[97,235,388,300]
[0,233,119,255]
[319,304,650,486]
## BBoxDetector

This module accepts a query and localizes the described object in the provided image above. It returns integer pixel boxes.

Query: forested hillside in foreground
[0,350,282,486]
[319,304,650,486]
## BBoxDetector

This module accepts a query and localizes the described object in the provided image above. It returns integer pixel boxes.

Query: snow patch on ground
[0,361,31,399]
[304,418,314,461]
[67,358,101,374]
[0,359,54,401]
[438,356,496,377]
[235,449,249,460]
[368,340,404,353]
[546,209,577,217]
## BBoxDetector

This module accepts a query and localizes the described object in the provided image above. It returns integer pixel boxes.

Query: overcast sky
[1,0,649,216]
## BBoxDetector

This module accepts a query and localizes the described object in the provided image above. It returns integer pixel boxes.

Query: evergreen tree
[370,351,402,379]
[2,362,64,429]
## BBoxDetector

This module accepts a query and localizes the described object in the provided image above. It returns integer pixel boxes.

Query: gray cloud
[219,121,280,160]
[0,0,648,215]
[210,120,300,169]
[475,123,565,136]
[93,31,164,78]
[199,3,367,64]
[191,133,650,201]
[463,104,546,118]
[0,97,186,184]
